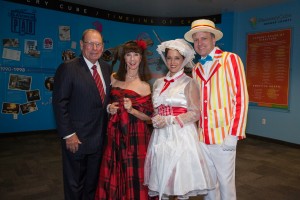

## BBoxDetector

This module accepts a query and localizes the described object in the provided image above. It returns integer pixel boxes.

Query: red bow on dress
[159,79,174,95]
[159,73,185,95]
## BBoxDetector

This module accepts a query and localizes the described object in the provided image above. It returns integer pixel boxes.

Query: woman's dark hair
[164,48,185,59]
[114,40,151,81]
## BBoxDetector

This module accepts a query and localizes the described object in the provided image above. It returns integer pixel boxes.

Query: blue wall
[2,0,299,145]
[233,0,300,144]
[0,0,233,133]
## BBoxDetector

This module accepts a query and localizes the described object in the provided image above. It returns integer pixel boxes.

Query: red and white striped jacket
[193,47,249,144]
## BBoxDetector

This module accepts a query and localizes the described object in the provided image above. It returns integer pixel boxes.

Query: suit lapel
[79,56,112,106]
[99,59,111,95]
[194,48,224,84]
[79,56,104,104]
[206,48,223,82]
[194,63,206,82]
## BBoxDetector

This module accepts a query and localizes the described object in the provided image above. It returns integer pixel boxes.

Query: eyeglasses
[83,41,103,49]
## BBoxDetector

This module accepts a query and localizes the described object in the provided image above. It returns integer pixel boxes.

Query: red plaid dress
[95,87,153,200]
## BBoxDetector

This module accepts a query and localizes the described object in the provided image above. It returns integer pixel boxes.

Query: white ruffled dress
[144,71,214,200]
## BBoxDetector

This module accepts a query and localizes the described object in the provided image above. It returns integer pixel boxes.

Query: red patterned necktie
[159,79,174,95]
[92,65,105,103]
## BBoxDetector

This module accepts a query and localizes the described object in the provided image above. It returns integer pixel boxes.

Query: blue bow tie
[199,55,213,65]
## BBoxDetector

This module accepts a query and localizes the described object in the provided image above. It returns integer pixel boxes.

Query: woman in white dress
[144,39,214,200]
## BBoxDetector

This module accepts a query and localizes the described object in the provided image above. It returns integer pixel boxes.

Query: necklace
[126,73,138,79]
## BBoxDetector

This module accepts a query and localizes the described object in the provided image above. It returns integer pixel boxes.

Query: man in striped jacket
[184,19,249,200]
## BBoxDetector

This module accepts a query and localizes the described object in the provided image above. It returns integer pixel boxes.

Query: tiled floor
[0,131,299,200]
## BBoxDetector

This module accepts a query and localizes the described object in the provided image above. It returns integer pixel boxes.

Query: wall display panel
[0,0,231,133]
[246,29,291,109]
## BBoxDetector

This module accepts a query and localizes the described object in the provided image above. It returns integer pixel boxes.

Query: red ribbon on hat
[192,24,216,29]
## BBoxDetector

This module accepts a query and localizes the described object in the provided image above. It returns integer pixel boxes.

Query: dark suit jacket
[53,55,111,155]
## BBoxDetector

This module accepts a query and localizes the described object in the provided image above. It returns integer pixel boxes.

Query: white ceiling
[63,0,289,17]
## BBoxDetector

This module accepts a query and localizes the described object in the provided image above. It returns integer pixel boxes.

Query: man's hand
[221,135,237,151]
[66,133,82,153]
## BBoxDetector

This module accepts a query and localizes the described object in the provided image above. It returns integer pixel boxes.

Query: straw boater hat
[184,19,223,42]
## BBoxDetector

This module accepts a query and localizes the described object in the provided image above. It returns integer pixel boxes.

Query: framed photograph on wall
[8,74,32,91]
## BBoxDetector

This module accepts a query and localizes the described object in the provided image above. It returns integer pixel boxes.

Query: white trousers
[200,143,237,200]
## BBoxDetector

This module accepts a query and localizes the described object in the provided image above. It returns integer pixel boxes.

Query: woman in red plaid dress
[95,40,153,200]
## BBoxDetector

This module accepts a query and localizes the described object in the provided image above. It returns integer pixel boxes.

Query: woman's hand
[124,98,133,113]
[109,102,119,115]
[152,115,175,128]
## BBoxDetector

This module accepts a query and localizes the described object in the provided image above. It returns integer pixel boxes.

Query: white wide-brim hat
[157,39,195,69]
[184,19,223,42]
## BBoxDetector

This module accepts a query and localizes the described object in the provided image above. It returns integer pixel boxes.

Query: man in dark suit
[53,29,111,200]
